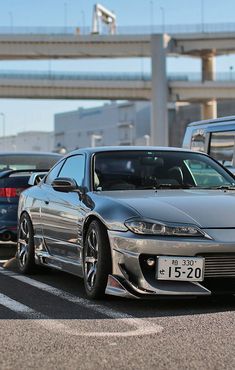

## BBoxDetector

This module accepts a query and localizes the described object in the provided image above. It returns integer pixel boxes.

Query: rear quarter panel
[18,186,44,237]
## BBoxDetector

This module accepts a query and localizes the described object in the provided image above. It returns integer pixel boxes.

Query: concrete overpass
[0,72,151,100]
[0,72,235,102]
[1,32,235,59]
[1,29,235,145]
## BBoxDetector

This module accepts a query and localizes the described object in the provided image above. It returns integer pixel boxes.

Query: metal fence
[0,71,235,81]
[1,23,235,35]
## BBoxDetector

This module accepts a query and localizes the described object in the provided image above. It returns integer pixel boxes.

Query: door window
[59,155,85,186]
[209,131,235,166]
[190,129,206,152]
[45,160,65,185]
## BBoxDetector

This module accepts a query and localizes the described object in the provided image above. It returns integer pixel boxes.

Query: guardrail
[1,22,235,35]
[0,71,235,82]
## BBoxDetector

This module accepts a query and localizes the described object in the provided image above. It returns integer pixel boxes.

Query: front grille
[203,254,235,278]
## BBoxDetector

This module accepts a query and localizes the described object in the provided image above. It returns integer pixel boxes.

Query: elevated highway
[0,34,151,60]
[1,27,235,145]
[0,72,151,100]
[0,72,235,102]
[0,32,235,59]
[169,81,235,101]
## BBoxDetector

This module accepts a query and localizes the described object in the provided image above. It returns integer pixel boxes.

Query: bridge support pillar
[201,53,217,120]
[202,54,215,81]
[151,34,168,146]
[201,99,217,120]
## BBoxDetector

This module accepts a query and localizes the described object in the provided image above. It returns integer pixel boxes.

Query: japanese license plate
[156,256,205,281]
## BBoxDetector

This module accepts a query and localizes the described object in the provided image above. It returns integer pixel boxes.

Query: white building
[0,131,54,152]
[55,100,235,151]
[54,101,151,152]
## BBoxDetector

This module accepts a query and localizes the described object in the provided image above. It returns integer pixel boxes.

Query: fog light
[146,258,155,267]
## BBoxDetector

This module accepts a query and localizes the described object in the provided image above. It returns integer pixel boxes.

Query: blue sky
[0,0,235,135]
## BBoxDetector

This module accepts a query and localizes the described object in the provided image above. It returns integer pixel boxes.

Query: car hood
[100,189,235,228]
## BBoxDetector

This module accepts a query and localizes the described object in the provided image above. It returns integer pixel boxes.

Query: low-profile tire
[17,213,36,274]
[83,220,112,299]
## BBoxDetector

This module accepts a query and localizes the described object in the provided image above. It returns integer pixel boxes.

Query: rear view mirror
[140,156,164,166]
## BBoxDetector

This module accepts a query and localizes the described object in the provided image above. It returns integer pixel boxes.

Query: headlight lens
[125,219,206,237]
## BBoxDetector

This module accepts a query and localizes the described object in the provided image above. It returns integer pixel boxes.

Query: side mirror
[52,177,78,192]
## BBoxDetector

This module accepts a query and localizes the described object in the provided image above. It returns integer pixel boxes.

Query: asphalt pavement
[0,257,235,370]
[0,242,16,259]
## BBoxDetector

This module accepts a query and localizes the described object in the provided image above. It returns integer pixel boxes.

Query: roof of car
[188,115,235,127]
[69,146,198,155]
[0,152,61,157]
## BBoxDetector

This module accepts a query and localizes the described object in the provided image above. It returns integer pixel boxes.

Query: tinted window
[45,160,65,185]
[59,155,85,186]
[209,131,235,166]
[0,154,61,171]
[185,159,228,187]
[94,151,235,190]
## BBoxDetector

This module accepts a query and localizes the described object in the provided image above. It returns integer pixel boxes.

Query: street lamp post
[81,10,86,34]
[64,2,68,33]
[150,1,154,33]
[8,12,13,33]
[230,66,234,80]
[160,7,165,34]
[201,0,204,32]
[0,113,6,152]
[0,113,5,137]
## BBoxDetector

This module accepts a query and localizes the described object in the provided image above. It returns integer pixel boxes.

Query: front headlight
[125,219,208,238]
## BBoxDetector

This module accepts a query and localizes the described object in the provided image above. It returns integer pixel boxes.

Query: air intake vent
[201,254,235,278]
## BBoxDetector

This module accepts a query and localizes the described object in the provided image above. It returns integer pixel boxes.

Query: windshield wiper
[211,185,235,190]
[154,184,194,189]
[194,185,235,190]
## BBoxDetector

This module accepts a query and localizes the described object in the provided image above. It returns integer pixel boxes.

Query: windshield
[93,150,235,191]
[0,154,61,172]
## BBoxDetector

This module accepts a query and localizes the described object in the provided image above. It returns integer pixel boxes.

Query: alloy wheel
[84,228,99,290]
[18,218,30,268]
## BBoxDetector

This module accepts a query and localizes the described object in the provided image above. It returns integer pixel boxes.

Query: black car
[0,152,61,242]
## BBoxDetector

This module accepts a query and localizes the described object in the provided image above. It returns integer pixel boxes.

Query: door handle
[44,200,49,205]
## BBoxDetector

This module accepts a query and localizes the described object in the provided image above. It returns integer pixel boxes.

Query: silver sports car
[17,147,235,299]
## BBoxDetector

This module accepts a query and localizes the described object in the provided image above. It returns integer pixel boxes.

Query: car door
[40,154,86,262]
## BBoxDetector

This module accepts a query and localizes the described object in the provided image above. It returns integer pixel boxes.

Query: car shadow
[1,259,235,321]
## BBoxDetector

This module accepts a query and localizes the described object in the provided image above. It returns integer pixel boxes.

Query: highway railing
[1,22,235,35]
[0,71,235,82]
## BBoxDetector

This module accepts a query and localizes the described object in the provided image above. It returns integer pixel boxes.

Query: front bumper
[106,229,235,298]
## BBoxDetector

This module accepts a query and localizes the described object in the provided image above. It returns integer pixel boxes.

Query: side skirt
[36,251,83,278]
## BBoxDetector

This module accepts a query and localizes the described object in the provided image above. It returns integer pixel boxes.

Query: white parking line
[0,267,163,337]
[0,293,46,319]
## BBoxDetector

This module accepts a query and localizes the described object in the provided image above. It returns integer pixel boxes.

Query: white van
[182,115,235,172]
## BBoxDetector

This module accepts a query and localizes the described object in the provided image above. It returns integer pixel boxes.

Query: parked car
[183,115,235,174]
[0,152,61,242]
[17,146,235,299]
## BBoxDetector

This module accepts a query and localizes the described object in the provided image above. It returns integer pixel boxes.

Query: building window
[118,123,134,144]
